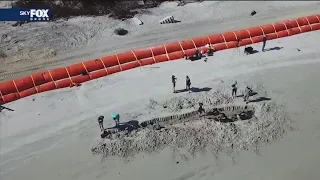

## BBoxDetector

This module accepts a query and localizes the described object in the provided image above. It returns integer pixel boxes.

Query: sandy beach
[1,1,320,180]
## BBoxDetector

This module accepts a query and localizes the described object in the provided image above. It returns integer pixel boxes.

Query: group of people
[185,45,215,60]
[242,34,268,54]
[97,112,120,132]
[172,75,191,93]
[231,81,253,103]
[186,34,267,60]
[97,74,190,132]
[96,36,267,133]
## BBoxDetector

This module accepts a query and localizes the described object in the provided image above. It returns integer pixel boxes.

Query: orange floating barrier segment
[0,14,319,105]
[0,90,4,104]
[2,93,19,105]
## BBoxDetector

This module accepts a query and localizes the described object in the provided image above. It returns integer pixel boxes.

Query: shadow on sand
[0,105,14,112]
[244,46,259,55]
[235,91,271,103]
[264,46,283,52]
[249,97,271,103]
[175,87,212,93]
[236,91,258,98]
[105,120,140,132]
[250,50,259,54]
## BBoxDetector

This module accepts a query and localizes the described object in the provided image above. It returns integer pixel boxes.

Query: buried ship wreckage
[101,104,256,139]
[92,88,293,160]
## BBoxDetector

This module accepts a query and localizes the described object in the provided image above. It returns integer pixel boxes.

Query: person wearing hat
[98,116,104,131]
[111,113,120,127]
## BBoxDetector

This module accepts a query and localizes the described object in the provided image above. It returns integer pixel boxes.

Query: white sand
[1,29,320,180]
[1,1,319,79]
[1,1,320,180]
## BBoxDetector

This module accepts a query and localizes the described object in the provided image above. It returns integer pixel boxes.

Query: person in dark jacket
[198,102,205,114]
[98,116,104,131]
[172,75,177,93]
[231,81,238,98]
[186,76,191,92]
[262,35,267,51]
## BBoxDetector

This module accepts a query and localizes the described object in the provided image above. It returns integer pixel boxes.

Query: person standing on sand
[235,38,241,55]
[98,116,104,131]
[186,76,191,92]
[262,35,267,51]
[172,75,177,93]
[111,113,120,127]
[231,81,238,98]
[244,86,252,103]
[198,102,205,114]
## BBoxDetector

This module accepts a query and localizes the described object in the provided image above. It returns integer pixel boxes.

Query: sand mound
[91,85,293,161]
[147,86,234,115]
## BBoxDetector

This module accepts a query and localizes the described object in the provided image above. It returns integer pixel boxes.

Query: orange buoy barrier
[0,14,319,105]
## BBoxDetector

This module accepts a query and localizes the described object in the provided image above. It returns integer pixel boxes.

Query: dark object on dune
[189,56,201,61]
[101,131,108,138]
[251,10,257,16]
[114,28,128,36]
[178,0,187,6]
[188,50,203,61]
[244,46,255,55]
[12,21,27,27]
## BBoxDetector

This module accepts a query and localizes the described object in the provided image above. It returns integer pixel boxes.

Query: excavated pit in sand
[92,101,293,161]
[100,104,256,139]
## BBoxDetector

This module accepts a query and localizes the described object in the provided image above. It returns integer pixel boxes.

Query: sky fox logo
[19,9,50,21]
